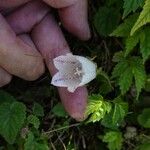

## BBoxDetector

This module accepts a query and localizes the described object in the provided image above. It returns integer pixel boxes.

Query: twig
[58,135,67,150]
[43,123,80,135]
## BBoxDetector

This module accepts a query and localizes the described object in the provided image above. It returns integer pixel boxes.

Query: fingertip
[59,0,91,41]
[58,86,88,121]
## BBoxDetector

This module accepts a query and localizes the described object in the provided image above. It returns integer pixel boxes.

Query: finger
[0,14,45,81]
[42,0,77,8]
[0,0,31,9]
[32,14,88,121]
[19,34,37,49]
[6,0,50,34]
[59,0,91,40]
[0,67,12,87]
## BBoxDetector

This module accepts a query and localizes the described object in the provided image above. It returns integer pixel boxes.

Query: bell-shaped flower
[51,53,97,92]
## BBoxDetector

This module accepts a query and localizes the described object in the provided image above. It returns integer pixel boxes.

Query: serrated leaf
[103,131,123,150]
[112,56,146,99]
[33,102,44,117]
[24,132,49,150]
[102,97,128,129]
[52,103,67,117]
[111,14,138,37]
[125,30,141,56]
[94,7,120,36]
[138,108,150,128]
[123,0,144,18]
[112,59,128,78]
[131,0,150,35]
[0,102,26,144]
[112,103,128,125]
[131,57,146,99]
[86,95,112,123]
[119,67,133,94]
[27,115,40,129]
[140,28,150,62]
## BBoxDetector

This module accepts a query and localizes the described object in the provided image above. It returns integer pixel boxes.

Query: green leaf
[131,0,150,35]
[112,102,128,125]
[140,28,150,62]
[52,103,67,117]
[131,57,146,98]
[86,94,112,123]
[24,132,49,150]
[112,56,146,99]
[123,0,144,18]
[138,108,150,128]
[94,7,120,36]
[125,30,141,56]
[110,14,138,37]
[112,59,128,79]
[27,115,40,129]
[138,143,150,150]
[33,102,44,117]
[102,97,128,129]
[103,131,123,150]
[97,68,113,95]
[0,91,16,105]
[145,75,150,92]
[119,67,133,94]
[0,102,26,144]
[112,51,125,62]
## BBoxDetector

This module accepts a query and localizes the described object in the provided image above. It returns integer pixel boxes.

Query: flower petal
[75,56,97,86]
[53,53,80,73]
[51,71,82,92]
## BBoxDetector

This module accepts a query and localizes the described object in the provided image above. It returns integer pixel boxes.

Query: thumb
[42,0,77,8]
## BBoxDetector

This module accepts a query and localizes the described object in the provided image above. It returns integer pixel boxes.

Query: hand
[0,0,90,121]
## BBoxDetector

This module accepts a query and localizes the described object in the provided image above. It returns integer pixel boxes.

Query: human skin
[0,0,90,121]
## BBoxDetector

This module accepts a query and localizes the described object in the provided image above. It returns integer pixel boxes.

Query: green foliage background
[0,0,150,149]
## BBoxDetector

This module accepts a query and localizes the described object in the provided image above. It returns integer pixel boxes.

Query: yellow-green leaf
[131,0,150,35]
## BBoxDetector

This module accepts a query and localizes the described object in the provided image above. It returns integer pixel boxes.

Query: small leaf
[94,7,120,36]
[86,95,112,123]
[140,28,150,62]
[0,90,16,105]
[24,132,49,150]
[131,57,146,99]
[123,0,144,18]
[138,108,150,128]
[97,68,113,95]
[27,115,40,129]
[131,0,150,35]
[111,14,138,37]
[103,131,123,150]
[0,102,26,144]
[52,103,67,117]
[112,56,146,99]
[119,67,133,94]
[33,102,44,117]
[125,30,141,56]
[112,51,125,62]
[102,97,128,129]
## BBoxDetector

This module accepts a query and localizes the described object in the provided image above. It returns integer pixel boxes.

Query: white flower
[51,53,97,92]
